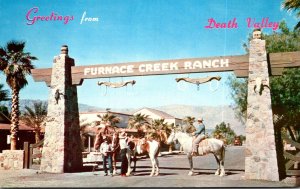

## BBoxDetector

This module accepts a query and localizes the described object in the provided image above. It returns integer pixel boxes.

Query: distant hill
[1,99,245,135]
[0,99,102,113]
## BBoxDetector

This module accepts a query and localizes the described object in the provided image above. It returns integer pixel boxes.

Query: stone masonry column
[40,45,83,173]
[245,30,280,181]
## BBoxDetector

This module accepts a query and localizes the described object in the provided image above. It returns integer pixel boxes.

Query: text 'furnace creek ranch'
[83,58,229,76]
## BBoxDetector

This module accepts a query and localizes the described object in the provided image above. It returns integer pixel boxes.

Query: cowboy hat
[119,131,126,138]
[197,117,204,121]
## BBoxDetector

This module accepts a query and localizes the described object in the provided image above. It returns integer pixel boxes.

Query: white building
[79,111,132,128]
[79,108,182,152]
[133,107,183,127]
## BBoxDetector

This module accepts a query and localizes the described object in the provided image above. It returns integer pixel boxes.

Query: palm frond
[7,40,25,53]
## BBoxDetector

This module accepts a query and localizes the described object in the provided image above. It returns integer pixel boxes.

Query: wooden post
[29,144,33,169]
[88,136,91,153]
[23,142,29,169]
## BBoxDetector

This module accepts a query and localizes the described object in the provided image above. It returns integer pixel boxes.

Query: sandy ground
[0,146,298,188]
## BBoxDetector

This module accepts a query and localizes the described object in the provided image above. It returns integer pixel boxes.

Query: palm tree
[183,116,196,133]
[128,113,150,130]
[0,84,10,102]
[0,83,11,117]
[21,102,47,143]
[97,112,121,128]
[0,40,37,150]
[151,118,166,130]
[282,0,300,30]
[79,118,92,152]
[160,122,174,153]
[148,118,166,139]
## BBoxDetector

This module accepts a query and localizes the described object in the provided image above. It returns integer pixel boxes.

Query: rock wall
[245,31,280,181]
[0,150,24,170]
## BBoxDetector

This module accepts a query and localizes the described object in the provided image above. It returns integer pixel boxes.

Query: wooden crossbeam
[284,137,300,150]
[282,134,300,170]
[269,51,300,76]
[284,150,300,170]
[31,51,300,86]
[284,151,300,162]
[287,126,297,142]
[286,170,300,176]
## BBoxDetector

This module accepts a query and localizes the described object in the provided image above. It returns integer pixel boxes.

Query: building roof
[80,111,133,117]
[0,112,34,131]
[0,112,11,124]
[134,107,175,119]
[0,122,34,131]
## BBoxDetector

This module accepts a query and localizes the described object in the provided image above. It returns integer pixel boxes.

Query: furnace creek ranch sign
[32,54,251,86]
[31,51,300,86]
[83,58,229,76]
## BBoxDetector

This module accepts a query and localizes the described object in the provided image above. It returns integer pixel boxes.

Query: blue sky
[0,0,298,109]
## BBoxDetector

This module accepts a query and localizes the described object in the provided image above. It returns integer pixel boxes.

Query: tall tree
[226,75,248,124]
[282,0,300,30]
[0,83,11,117]
[0,40,37,150]
[97,112,121,128]
[160,122,174,153]
[21,102,47,143]
[0,83,10,102]
[212,122,236,145]
[127,113,150,130]
[151,118,166,131]
[79,118,91,152]
[182,116,196,133]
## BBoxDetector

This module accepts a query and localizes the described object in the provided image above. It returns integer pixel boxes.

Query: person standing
[119,131,129,177]
[99,136,113,176]
[192,117,206,156]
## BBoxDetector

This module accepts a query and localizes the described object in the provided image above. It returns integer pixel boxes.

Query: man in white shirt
[119,131,129,177]
[99,136,113,176]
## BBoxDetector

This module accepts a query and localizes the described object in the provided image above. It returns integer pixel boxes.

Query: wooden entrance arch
[31,32,300,180]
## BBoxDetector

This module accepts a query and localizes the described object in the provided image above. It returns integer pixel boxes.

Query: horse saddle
[197,138,211,156]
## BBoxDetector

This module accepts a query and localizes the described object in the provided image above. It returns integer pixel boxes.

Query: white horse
[167,130,226,176]
[126,138,160,176]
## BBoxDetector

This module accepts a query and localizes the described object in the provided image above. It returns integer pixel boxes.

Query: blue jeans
[102,154,113,174]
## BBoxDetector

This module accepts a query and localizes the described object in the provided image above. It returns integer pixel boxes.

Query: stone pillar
[40,45,83,173]
[245,30,280,181]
